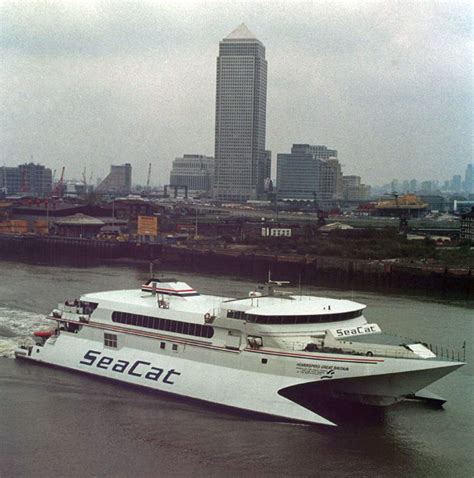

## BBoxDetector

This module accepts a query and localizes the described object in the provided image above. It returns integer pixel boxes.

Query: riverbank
[158,245,473,300]
[0,233,472,300]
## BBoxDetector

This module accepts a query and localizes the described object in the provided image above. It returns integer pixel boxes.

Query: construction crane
[391,192,409,233]
[52,166,65,197]
[20,167,28,193]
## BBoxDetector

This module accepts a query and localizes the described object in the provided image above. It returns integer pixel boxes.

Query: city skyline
[1,1,471,186]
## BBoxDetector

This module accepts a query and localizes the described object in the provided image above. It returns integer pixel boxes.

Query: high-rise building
[170,154,214,194]
[96,163,132,195]
[0,163,52,197]
[276,144,342,205]
[463,164,473,194]
[264,150,272,182]
[451,175,462,193]
[214,24,267,202]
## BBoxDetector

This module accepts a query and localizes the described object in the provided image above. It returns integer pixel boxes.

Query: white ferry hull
[16,331,463,427]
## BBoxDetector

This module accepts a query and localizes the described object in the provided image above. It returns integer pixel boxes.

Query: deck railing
[288,340,466,362]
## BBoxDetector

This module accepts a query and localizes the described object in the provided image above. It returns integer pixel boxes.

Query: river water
[0,258,473,477]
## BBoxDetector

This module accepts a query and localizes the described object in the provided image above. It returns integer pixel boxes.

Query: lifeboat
[33,330,54,338]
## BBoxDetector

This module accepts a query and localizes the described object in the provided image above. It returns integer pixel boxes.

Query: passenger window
[104,333,118,348]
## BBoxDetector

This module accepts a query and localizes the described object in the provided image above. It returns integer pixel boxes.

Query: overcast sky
[1,0,472,187]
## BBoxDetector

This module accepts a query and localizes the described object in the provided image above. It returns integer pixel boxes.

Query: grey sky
[1,0,472,186]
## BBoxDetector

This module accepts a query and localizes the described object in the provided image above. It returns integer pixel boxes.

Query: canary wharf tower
[214,24,267,201]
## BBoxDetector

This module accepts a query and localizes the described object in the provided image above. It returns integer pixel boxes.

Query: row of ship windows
[226,309,364,324]
[111,311,214,339]
[104,333,179,352]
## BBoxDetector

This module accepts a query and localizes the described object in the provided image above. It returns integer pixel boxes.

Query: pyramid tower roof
[224,23,258,41]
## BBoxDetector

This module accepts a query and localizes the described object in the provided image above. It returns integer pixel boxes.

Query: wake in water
[0,306,52,358]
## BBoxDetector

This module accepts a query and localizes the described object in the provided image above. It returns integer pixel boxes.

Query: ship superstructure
[15,278,465,426]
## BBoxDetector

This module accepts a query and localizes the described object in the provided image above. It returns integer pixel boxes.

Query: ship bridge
[223,295,366,325]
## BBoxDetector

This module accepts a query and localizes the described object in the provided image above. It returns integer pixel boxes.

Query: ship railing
[425,341,467,362]
[288,341,466,362]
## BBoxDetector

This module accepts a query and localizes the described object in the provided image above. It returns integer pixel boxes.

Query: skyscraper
[214,24,267,201]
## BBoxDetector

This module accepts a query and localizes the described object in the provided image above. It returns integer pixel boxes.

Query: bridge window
[245,309,364,325]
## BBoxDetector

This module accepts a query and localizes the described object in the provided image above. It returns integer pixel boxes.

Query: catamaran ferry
[15,277,465,426]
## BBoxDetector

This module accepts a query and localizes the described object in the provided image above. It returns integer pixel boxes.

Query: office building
[170,155,214,194]
[342,175,371,201]
[0,163,52,197]
[276,144,342,205]
[451,175,462,192]
[463,164,473,194]
[214,24,267,201]
[460,207,474,240]
[264,150,271,182]
[96,163,132,195]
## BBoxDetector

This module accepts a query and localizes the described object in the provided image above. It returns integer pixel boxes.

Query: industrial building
[96,163,132,196]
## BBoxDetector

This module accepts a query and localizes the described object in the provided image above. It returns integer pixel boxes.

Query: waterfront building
[53,213,105,239]
[342,175,371,201]
[213,24,267,202]
[276,144,342,206]
[375,194,428,218]
[96,164,132,196]
[419,195,446,213]
[169,155,214,195]
[460,207,474,241]
[0,163,52,197]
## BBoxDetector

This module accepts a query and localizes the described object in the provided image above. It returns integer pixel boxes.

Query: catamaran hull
[15,332,463,427]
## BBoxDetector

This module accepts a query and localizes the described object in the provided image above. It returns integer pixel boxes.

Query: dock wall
[0,234,471,299]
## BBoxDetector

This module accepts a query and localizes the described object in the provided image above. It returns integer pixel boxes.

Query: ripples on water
[0,307,51,358]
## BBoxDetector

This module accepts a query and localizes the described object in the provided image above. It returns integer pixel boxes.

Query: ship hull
[15,330,463,427]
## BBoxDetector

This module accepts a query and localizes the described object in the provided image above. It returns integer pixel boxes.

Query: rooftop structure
[375,194,428,218]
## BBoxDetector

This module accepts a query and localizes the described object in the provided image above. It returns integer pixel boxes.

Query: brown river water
[0,258,472,477]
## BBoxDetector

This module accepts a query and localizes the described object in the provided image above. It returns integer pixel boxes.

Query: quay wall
[159,246,473,300]
[0,234,471,299]
[0,234,160,262]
